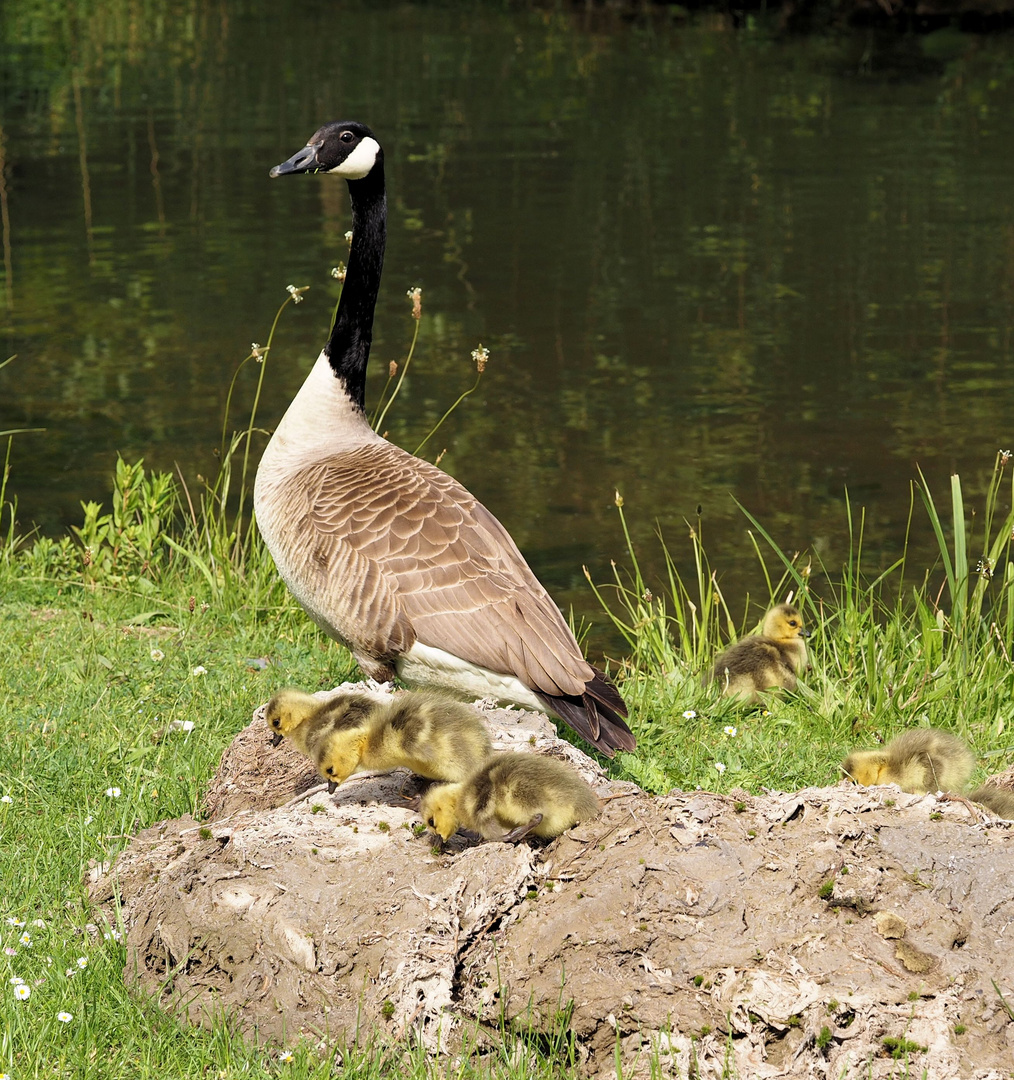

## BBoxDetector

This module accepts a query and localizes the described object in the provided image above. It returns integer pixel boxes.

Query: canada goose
[968,785,1014,819]
[841,728,975,795]
[418,752,601,843]
[711,603,809,701]
[253,121,633,758]
[264,687,376,755]
[315,689,493,792]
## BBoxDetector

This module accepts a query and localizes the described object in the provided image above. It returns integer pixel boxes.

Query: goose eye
[427,818,435,829]
[340,130,355,143]
[326,767,334,776]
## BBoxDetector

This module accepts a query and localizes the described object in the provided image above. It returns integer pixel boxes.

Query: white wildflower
[13,983,30,1000]
[191,666,207,677]
[714,762,726,775]
[149,648,164,662]
[682,709,697,720]
[168,720,195,734]
[9,977,23,985]
[723,725,738,737]
[279,1050,295,1063]
[57,1011,73,1023]
[6,918,24,928]
[19,933,31,947]
[105,788,121,799]
[76,957,87,969]
[0,795,12,805]
[32,920,46,929]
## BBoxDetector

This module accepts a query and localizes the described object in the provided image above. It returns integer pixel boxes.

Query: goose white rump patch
[328,137,381,179]
[397,643,550,715]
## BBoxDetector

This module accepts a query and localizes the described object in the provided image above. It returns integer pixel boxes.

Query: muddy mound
[90,692,1014,1078]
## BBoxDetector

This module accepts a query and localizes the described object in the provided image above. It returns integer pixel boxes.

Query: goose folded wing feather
[288,446,596,699]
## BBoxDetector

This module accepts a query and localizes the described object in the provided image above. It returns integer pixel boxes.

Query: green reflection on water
[4,1,1014,650]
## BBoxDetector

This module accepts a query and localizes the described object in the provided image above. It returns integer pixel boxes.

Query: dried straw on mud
[89,688,1014,1079]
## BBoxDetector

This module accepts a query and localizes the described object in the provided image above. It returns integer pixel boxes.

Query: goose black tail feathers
[536,670,635,758]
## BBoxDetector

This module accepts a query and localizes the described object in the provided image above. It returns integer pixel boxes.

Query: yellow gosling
[841,728,975,795]
[711,603,809,702]
[315,690,492,793]
[264,687,377,758]
[419,752,601,844]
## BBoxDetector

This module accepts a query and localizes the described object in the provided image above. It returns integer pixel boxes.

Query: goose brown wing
[291,443,598,699]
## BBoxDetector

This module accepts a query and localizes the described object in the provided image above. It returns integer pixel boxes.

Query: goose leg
[502,814,544,843]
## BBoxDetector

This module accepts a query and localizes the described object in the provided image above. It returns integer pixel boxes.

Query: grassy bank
[2,444,1014,1076]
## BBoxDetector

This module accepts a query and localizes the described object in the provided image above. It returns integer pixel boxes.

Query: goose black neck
[325,164,387,411]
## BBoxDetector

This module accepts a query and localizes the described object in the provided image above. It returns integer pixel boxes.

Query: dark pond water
[4,0,1014,651]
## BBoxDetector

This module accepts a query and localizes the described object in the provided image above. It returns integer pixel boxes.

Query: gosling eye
[326,767,334,776]
[427,817,435,829]
[788,620,798,628]
[340,130,355,143]
[271,719,280,729]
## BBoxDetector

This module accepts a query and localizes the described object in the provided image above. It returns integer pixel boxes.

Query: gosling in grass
[711,603,810,701]
[968,785,1014,819]
[841,728,975,795]
[314,690,493,793]
[418,752,601,844]
[264,687,377,758]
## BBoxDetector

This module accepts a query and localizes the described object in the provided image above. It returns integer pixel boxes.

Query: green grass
[601,453,1014,799]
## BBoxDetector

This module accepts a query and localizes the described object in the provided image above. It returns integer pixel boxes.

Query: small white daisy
[0,795,12,804]
[105,788,121,799]
[13,983,30,1000]
[723,725,738,737]
[57,1011,73,1023]
[191,666,207,677]
[83,815,93,825]
[32,919,46,929]
[682,709,697,719]
[714,762,726,774]
[76,957,87,969]
[279,1050,295,1063]
[150,648,165,662]
[6,918,24,928]
[9,977,24,985]
[19,933,31,947]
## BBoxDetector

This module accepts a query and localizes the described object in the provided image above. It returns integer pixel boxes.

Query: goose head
[269,121,382,180]
[761,603,809,645]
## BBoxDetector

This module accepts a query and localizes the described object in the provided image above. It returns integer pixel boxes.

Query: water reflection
[3,2,1014,654]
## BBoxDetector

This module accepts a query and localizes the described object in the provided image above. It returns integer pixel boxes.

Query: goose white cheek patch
[328,137,381,179]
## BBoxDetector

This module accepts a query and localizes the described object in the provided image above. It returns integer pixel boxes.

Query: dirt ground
[90,687,1014,1078]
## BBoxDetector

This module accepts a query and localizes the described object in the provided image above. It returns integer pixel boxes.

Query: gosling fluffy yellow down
[419,752,600,843]
[264,687,377,756]
[314,690,493,792]
[711,603,809,701]
[841,728,975,795]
